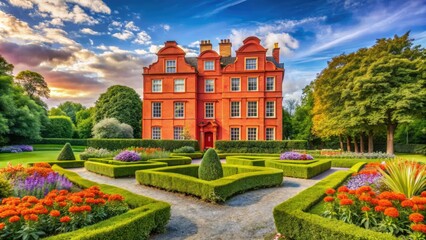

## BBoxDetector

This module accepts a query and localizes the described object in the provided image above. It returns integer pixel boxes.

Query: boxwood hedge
[45,165,171,240]
[87,139,199,151]
[27,160,85,168]
[84,161,168,178]
[170,152,204,159]
[273,163,397,240]
[215,140,307,153]
[136,164,284,202]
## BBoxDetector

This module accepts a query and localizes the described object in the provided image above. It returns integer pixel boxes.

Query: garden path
[69,166,343,240]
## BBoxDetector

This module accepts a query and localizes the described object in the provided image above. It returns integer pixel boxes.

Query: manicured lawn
[396,153,426,162]
[0,150,82,167]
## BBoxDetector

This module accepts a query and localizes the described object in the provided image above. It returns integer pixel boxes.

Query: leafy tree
[282,108,293,139]
[49,107,67,116]
[76,108,95,139]
[15,70,50,99]
[94,85,142,138]
[92,118,133,139]
[0,55,14,76]
[395,119,426,144]
[42,116,74,138]
[58,101,85,124]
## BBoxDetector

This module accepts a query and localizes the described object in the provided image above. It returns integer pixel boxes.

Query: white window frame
[230,128,240,141]
[152,102,161,118]
[266,101,276,118]
[204,61,214,71]
[266,77,275,91]
[230,101,240,118]
[248,77,258,91]
[166,60,176,73]
[230,78,240,92]
[174,102,184,118]
[245,58,258,70]
[266,127,275,141]
[247,101,258,118]
[205,79,214,93]
[247,127,258,140]
[174,79,185,92]
[151,127,161,139]
[152,79,162,92]
[205,102,214,119]
[173,126,184,140]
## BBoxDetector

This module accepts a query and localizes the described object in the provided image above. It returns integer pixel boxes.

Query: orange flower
[337,186,349,193]
[69,206,82,213]
[361,206,371,212]
[324,196,334,202]
[378,199,393,207]
[401,200,414,208]
[339,199,353,206]
[356,186,372,195]
[50,210,61,217]
[24,214,38,221]
[421,191,426,197]
[359,195,372,202]
[325,188,336,195]
[374,206,386,212]
[412,224,426,234]
[108,194,124,202]
[82,205,91,212]
[384,207,399,218]
[8,215,20,223]
[60,216,71,223]
[409,213,424,223]
[337,194,348,200]
[0,223,5,230]
[32,162,52,168]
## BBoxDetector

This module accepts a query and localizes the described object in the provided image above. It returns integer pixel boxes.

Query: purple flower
[280,151,314,160]
[114,150,141,162]
[13,172,73,198]
[0,145,33,153]
[346,173,382,190]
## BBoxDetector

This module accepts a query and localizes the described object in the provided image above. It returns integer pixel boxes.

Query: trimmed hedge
[87,139,199,151]
[46,165,170,240]
[170,152,204,159]
[86,156,192,166]
[395,143,426,153]
[218,153,280,159]
[136,164,284,202]
[273,164,397,240]
[330,158,383,168]
[226,156,277,166]
[215,140,307,153]
[31,138,88,146]
[32,144,86,152]
[265,159,331,179]
[27,160,85,168]
[84,161,168,178]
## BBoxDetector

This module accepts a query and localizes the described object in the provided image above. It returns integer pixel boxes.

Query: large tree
[0,55,14,76]
[57,101,85,124]
[15,70,50,99]
[94,85,142,138]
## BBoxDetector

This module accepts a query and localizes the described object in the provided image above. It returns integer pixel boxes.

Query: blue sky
[0,0,425,107]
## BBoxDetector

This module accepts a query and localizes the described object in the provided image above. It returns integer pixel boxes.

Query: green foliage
[214,140,307,153]
[85,161,167,178]
[57,101,85,124]
[87,139,199,151]
[394,144,426,154]
[15,70,50,99]
[173,146,195,153]
[27,160,85,168]
[57,143,76,160]
[170,152,204,159]
[377,160,426,198]
[32,138,88,146]
[42,116,74,138]
[198,148,223,181]
[0,55,14,76]
[48,107,67,116]
[395,120,426,144]
[136,164,283,202]
[0,176,12,198]
[47,165,170,240]
[282,108,293,139]
[94,85,142,138]
[80,147,116,160]
[76,108,95,139]
[92,118,133,139]
[330,158,382,168]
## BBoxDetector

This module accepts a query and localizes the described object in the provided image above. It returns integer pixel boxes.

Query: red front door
[205,132,213,149]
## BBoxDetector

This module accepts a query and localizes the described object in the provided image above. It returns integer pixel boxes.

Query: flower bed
[280,151,313,160]
[0,145,33,153]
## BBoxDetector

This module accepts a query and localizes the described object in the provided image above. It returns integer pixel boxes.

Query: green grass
[396,153,426,162]
[33,144,86,151]
[0,150,82,168]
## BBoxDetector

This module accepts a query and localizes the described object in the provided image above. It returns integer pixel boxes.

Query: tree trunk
[353,135,359,153]
[338,135,344,151]
[368,131,374,153]
[359,134,365,153]
[386,124,396,155]
[346,136,352,152]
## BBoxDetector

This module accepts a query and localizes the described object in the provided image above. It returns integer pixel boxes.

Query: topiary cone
[198,148,223,181]
[57,143,76,161]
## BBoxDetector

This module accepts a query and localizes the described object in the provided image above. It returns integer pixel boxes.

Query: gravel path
[69,167,341,240]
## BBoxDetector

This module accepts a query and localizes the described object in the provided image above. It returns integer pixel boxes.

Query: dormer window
[166,60,176,73]
[204,61,214,70]
[245,58,257,70]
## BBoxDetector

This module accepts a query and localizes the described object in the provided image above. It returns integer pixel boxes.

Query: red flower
[356,186,372,195]
[60,216,71,223]
[384,207,399,218]
[8,215,20,223]
[412,224,426,234]
[361,206,371,212]
[409,213,425,223]
[108,194,124,202]
[325,188,336,195]
[324,196,334,202]
[421,191,426,198]
[338,186,349,193]
[339,199,353,206]
[0,223,5,230]
[337,194,348,200]
[401,200,414,208]
[378,199,393,207]
[50,210,61,217]
[359,195,372,202]
[375,206,386,212]
[24,214,38,221]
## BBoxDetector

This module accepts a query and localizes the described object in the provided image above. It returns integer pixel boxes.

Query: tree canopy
[15,70,50,99]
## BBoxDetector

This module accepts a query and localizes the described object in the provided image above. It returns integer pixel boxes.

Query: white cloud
[188,40,200,48]
[195,0,247,18]
[89,39,93,45]
[80,28,101,35]
[112,30,134,40]
[161,24,170,31]
[133,31,151,45]
[125,21,139,31]
[66,0,111,14]
[111,21,122,27]
[50,18,64,26]
[7,0,33,8]
[135,49,148,55]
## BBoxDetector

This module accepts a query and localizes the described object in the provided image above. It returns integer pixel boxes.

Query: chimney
[273,42,280,63]
[219,39,232,57]
[200,40,212,53]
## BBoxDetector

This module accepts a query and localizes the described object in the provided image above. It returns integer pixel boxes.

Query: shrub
[114,150,141,162]
[198,148,223,181]
[43,116,74,138]
[280,151,314,160]
[87,139,199,151]
[57,143,76,160]
[214,140,307,153]
[85,161,167,178]
[0,177,12,198]
[92,118,133,139]
[34,138,87,146]
[173,146,195,153]
[80,147,116,160]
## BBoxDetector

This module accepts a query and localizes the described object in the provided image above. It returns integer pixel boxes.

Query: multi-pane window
[230,128,240,140]
[266,128,275,140]
[152,102,161,118]
[230,101,240,117]
[205,79,214,92]
[247,128,257,140]
[266,101,275,117]
[231,78,240,91]
[151,127,161,140]
[248,77,258,91]
[245,58,257,70]
[204,61,214,70]
[166,60,176,73]
[173,126,184,140]
[152,80,162,92]
[174,79,185,92]
[205,102,214,118]
[174,102,184,118]
[266,77,275,91]
[247,101,258,117]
